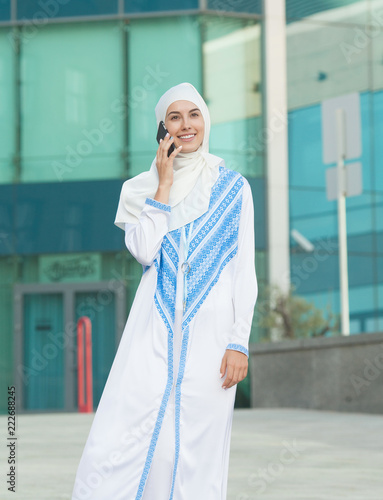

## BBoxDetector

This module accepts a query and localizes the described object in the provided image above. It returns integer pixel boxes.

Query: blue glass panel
[0,0,10,21]
[286,0,363,21]
[289,187,334,219]
[125,0,198,13]
[248,177,266,250]
[346,193,374,235]
[288,106,325,189]
[207,0,261,14]
[1,178,265,255]
[347,232,375,254]
[12,180,125,255]
[15,180,125,254]
[373,90,383,190]
[17,0,118,20]
[290,249,338,294]
[291,244,376,295]
[303,286,379,335]
[288,93,371,190]
[377,256,383,284]
[0,185,14,255]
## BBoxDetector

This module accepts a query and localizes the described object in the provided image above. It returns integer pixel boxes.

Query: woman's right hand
[154,134,182,203]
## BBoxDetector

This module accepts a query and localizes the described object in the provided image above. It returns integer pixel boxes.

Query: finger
[222,364,234,389]
[220,353,227,379]
[228,363,245,389]
[230,367,241,389]
[160,135,174,161]
[238,363,247,382]
[157,138,164,160]
[164,136,175,154]
[170,145,182,158]
[160,133,171,150]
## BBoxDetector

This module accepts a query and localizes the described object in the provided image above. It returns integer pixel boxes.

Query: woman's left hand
[220,350,248,389]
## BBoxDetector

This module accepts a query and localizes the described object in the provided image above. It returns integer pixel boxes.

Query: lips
[178,134,196,142]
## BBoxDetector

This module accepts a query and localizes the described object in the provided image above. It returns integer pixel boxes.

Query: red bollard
[77,316,93,413]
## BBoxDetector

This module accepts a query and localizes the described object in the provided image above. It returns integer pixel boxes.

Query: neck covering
[114,82,224,232]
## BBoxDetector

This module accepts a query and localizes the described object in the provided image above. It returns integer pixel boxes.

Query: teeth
[179,134,195,139]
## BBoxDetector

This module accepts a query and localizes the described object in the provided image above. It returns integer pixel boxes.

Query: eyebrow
[167,108,200,117]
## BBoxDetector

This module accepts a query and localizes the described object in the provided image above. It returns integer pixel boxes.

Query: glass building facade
[0,1,263,412]
[0,0,381,413]
[286,0,383,334]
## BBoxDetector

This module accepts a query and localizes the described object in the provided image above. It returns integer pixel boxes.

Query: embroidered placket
[181,221,194,312]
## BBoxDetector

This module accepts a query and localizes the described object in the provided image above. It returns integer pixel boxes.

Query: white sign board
[321,93,362,164]
[326,162,363,201]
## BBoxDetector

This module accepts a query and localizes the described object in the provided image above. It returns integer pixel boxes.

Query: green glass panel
[20,22,124,182]
[202,17,263,178]
[127,17,202,177]
[0,29,15,183]
[23,293,65,410]
[20,256,39,283]
[255,250,267,282]
[0,257,14,413]
[75,291,116,408]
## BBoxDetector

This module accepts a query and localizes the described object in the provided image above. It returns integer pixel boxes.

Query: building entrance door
[14,282,126,413]
[23,293,65,410]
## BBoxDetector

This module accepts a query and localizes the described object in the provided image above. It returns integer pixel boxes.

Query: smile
[178,134,196,141]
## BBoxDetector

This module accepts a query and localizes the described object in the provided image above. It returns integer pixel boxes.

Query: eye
[171,115,179,120]
[191,112,200,117]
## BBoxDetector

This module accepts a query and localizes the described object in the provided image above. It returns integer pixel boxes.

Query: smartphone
[156,121,176,157]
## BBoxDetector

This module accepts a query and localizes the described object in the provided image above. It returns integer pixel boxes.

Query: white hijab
[114,82,224,232]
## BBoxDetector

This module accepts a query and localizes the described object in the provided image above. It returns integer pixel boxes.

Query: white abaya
[71,168,257,500]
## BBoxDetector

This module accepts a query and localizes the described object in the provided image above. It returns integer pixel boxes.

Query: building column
[262,0,290,292]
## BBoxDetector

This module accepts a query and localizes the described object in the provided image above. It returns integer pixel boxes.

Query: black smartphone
[156,121,176,157]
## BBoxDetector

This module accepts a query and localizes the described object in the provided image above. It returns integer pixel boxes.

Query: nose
[181,116,191,130]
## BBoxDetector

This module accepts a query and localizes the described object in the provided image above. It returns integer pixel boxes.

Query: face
[164,100,205,153]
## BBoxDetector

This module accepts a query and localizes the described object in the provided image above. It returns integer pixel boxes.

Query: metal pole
[336,108,350,335]
[77,316,93,412]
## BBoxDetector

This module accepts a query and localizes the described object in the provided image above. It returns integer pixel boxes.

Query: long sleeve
[226,179,258,357]
[124,198,171,267]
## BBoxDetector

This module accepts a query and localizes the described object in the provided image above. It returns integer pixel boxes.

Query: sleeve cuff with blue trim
[226,343,249,357]
[145,197,171,212]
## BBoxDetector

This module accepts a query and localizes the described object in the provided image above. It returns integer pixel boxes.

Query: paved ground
[0,408,382,499]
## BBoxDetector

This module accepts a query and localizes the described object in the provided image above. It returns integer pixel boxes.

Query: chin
[182,142,203,153]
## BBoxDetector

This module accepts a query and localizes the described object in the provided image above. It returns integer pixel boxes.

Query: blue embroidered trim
[135,322,173,499]
[172,169,244,495]
[169,324,190,499]
[183,170,244,327]
[145,197,171,212]
[136,167,244,497]
[226,343,249,357]
[135,233,179,499]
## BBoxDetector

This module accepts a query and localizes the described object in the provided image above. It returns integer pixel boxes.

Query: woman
[71,83,258,500]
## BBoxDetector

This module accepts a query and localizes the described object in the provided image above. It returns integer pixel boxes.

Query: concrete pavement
[1,409,382,499]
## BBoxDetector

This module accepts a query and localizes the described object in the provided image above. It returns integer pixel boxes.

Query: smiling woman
[71,83,258,500]
[165,101,205,153]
